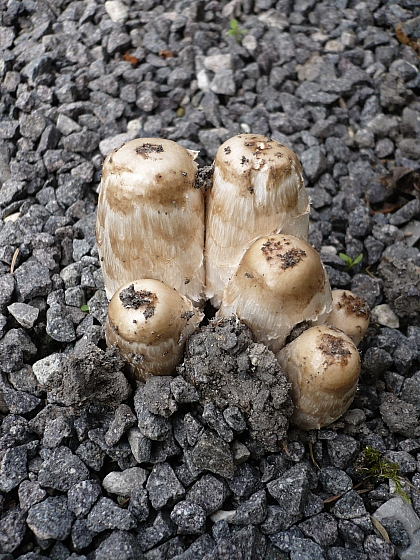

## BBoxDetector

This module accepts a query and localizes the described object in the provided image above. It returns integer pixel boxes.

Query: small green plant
[226,18,246,43]
[339,252,363,270]
[81,304,89,313]
[355,446,410,503]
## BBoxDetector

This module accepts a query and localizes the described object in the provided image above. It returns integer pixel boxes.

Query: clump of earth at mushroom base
[178,317,293,453]
[43,343,131,412]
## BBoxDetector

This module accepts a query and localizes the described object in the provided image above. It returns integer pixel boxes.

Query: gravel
[1,0,420,558]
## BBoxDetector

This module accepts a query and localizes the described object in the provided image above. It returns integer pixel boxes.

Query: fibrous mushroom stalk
[97,138,205,305]
[205,134,310,308]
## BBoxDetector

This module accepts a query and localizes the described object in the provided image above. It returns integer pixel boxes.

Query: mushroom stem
[205,134,309,308]
[97,138,205,305]
[106,279,203,381]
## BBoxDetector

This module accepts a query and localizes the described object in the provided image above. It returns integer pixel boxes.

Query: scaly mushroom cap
[97,138,205,305]
[217,234,332,353]
[277,326,360,430]
[205,134,309,308]
[106,279,203,381]
[323,289,370,346]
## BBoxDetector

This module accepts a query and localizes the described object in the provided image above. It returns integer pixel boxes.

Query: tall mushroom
[96,139,205,305]
[217,234,332,353]
[106,279,203,381]
[277,326,361,430]
[205,134,309,307]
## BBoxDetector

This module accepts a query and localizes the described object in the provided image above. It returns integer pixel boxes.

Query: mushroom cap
[277,325,360,430]
[106,279,203,380]
[96,138,205,304]
[217,234,332,352]
[205,134,309,308]
[323,289,370,346]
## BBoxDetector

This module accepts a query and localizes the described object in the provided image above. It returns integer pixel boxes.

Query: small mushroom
[97,138,205,305]
[106,279,203,381]
[322,289,370,346]
[217,234,332,353]
[205,134,309,307]
[276,326,360,430]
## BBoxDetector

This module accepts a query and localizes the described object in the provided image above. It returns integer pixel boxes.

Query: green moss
[355,446,410,503]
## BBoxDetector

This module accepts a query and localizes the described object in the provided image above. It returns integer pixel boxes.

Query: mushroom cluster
[97,134,369,430]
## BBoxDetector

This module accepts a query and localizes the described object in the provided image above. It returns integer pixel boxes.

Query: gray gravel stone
[71,518,94,551]
[128,487,149,523]
[146,462,185,510]
[0,274,15,312]
[232,489,267,525]
[127,427,152,464]
[299,512,338,547]
[95,530,144,560]
[103,467,148,497]
[327,434,360,469]
[0,181,26,208]
[0,446,27,493]
[363,534,396,559]
[210,69,236,96]
[380,397,420,438]
[186,474,229,514]
[266,465,310,529]
[14,261,51,301]
[319,466,353,495]
[134,385,172,441]
[86,497,137,533]
[46,304,76,342]
[203,525,265,560]
[0,507,26,553]
[18,480,47,513]
[67,480,101,518]
[189,430,235,479]
[105,404,137,447]
[331,490,368,520]
[301,146,328,181]
[7,302,39,328]
[170,500,207,534]
[38,446,90,491]
[143,377,178,419]
[27,496,74,540]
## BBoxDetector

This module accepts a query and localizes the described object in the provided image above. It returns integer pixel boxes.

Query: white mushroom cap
[96,138,205,305]
[106,279,203,381]
[217,234,332,353]
[205,134,309,308]
[322,289,370,346]
[276,326,360,430]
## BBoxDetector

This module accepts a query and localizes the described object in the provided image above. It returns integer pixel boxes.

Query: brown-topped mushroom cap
[217,234,332,353]
[277,325,360,430]
[106,279,203,380]
[323,289,370,346]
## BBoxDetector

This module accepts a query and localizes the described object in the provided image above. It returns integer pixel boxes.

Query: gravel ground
[1,0,420,559]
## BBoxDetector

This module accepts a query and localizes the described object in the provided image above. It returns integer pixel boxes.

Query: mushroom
[217,234,332,353]
[276,326,361,430]
[205,134,309,307]
[96,138,205,305]
[321,289,370,346]
[106,279,203,381]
